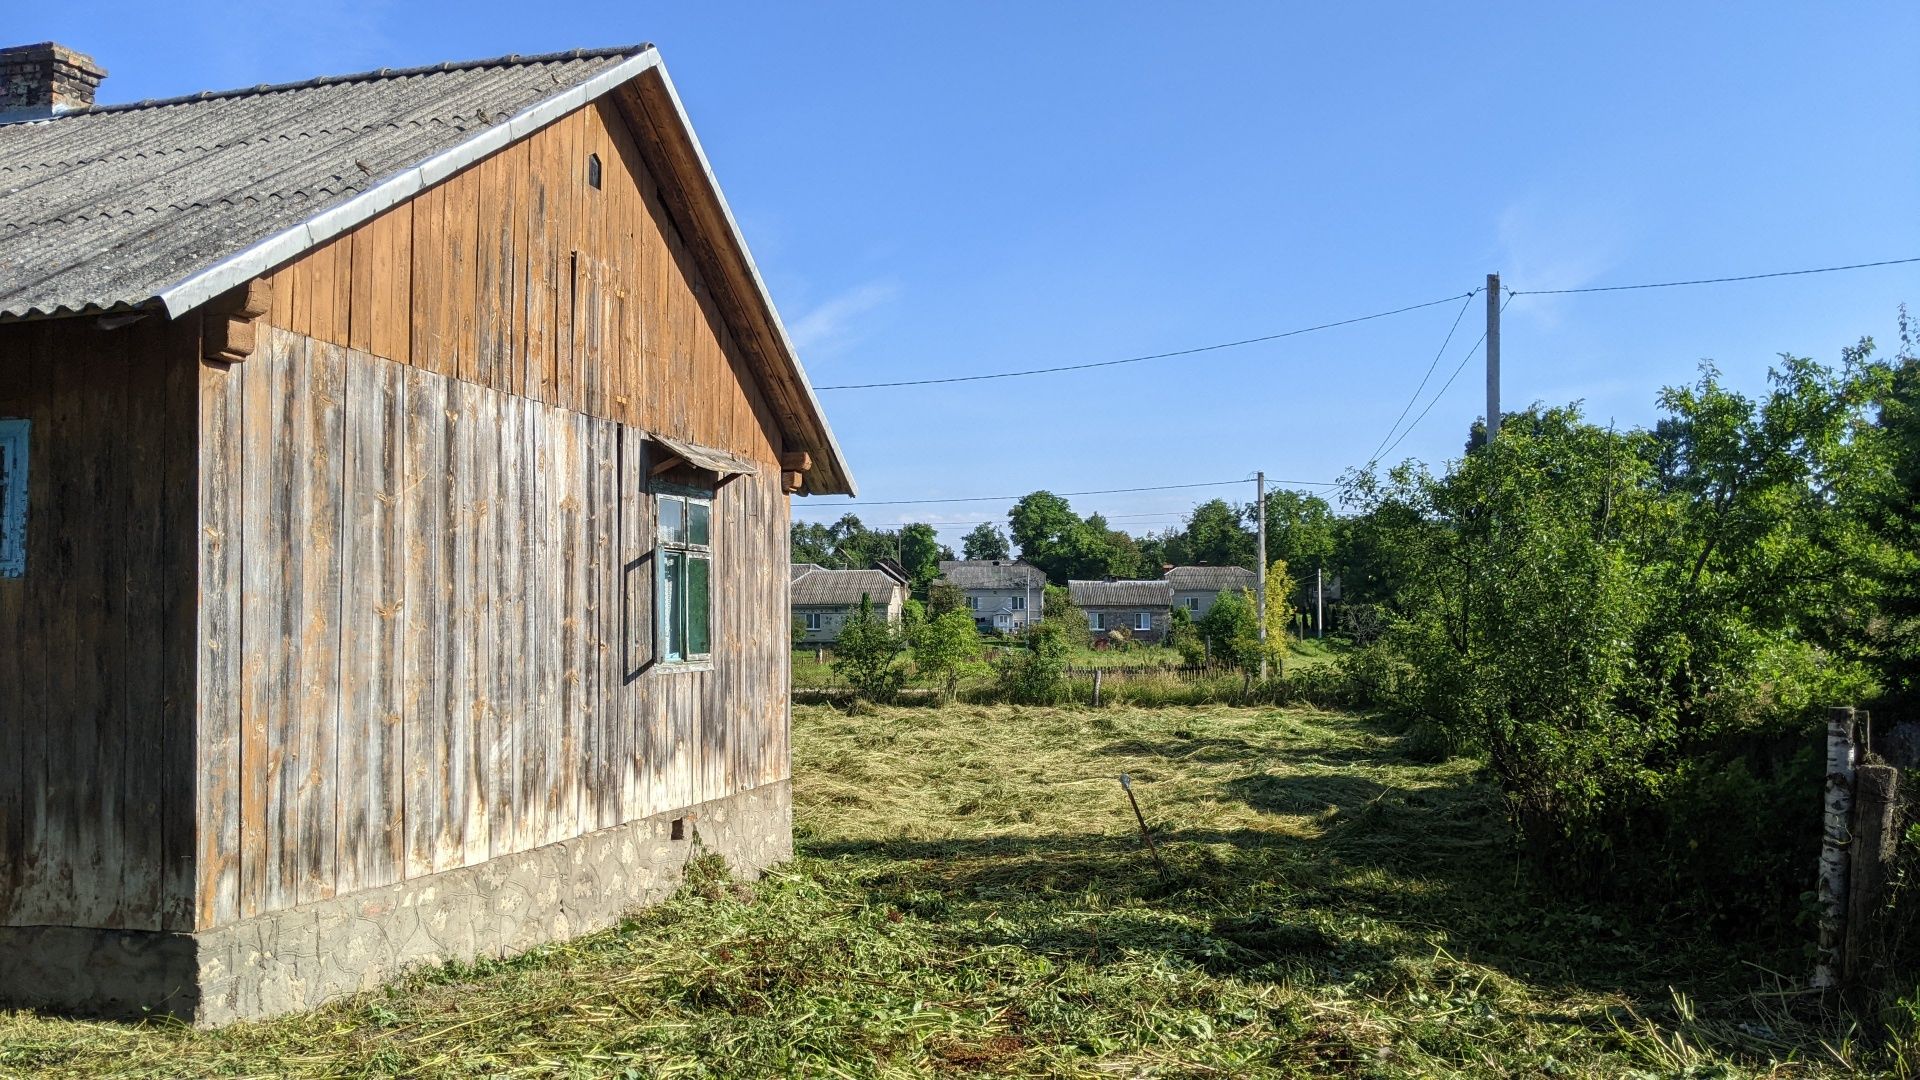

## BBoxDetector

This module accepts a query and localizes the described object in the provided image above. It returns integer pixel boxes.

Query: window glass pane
[688,555,711,656]
[659,495,686,546]
[662,550,686,660]
[688,499,711,547]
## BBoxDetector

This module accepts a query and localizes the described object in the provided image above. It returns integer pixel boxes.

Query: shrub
[995,620,1071,704]
[831,595,906,703]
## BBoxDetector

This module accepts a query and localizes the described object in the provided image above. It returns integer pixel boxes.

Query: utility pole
[1316,564,1323,640]
[1255,471,1267,681]
[1485,272,1501,443]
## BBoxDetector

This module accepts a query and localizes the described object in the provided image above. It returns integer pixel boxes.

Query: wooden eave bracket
[781,450,812,495]
[201,278,272,364]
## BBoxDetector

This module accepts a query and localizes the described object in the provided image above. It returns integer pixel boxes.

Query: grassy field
[0,702,1882,1077]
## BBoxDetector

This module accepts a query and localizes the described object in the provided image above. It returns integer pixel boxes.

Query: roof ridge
[58,44,653,118]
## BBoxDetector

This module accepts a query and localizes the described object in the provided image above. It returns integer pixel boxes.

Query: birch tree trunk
[1813,705,1857,990]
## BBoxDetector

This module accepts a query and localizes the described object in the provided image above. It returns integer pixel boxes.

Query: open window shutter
[619,426,655,678]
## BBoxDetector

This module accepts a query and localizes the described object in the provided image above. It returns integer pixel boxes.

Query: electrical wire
[793,478,1292,511]
[1374,293,1517,464]
[811,292,1475,390]
[1509,256,1920,296]
[1364,289,1479,466]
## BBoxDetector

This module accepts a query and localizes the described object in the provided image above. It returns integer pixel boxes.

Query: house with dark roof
[0,39,851,1023]
[790,562,908,644]
[1164,565,1258,621]
[937,559,1046,633]
[1070,579,1175,644]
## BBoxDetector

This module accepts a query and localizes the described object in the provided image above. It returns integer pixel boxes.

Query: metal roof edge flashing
[152,48,664,319]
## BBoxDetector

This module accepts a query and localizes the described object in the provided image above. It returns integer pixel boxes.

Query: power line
[1375,293,1517,463]
[812,292,1475,390]
[1365,289,1479,466]
[793,478,1283,511]
[832,511,1193,531]
[1510,256,1920,296]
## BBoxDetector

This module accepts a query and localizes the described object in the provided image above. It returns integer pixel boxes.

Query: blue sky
[24,3,1920,546]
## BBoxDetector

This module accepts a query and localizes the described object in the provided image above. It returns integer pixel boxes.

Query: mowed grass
[0,704,1872,1077]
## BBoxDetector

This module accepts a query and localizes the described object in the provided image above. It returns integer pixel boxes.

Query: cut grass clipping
[0,704,1891,1077]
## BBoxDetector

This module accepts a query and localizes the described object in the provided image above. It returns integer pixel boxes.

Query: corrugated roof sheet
[789,566,903,608]
[0,47,643,319]
[1164,566,1256,592]
[937,560,1047,590]
[1069,579,1173,607]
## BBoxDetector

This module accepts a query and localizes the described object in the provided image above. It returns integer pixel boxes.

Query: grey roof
[1164,565,1257,592]
[1069,579,1174,607]
[790,563,823,581]
[789,566,903,608]
[0,47,644,320]
[937,559,1047,590]
[0,43,858,497]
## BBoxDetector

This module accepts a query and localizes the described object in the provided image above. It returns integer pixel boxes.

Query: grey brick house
[790,562,908,644]
[1070,579,1174,645]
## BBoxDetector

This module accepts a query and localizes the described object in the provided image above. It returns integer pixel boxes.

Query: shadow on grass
[803,716,1758,1006]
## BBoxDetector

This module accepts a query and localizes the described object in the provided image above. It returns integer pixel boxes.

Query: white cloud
[787,280,899,356]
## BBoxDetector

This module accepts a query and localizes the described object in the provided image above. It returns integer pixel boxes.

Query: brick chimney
[0,42,106,117]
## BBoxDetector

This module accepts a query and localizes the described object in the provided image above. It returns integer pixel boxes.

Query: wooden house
[0,41,852,1023]
[789,563,908,644]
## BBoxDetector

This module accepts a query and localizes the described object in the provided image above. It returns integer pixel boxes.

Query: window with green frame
[656,484,713,663]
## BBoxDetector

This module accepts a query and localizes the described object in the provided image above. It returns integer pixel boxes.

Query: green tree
[1198,588,1260,670]
[1167,605,1206,666]
[961,522,1011,561]
[996,618,1071,704]
[831,595,906,703]
[1167,499,1255,568]
[912,608,980,702]
[1250,490,1336,570]
[927,579,967,618]
[898,523,944,592]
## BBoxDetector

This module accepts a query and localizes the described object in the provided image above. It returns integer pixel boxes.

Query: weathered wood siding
[194,326,790,928]
[0,316,200,933]
[256,96,785,472]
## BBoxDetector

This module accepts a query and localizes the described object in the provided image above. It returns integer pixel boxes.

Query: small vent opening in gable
[587,153,602,189]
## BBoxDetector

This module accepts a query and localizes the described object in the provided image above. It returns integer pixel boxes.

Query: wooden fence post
[1092,669,1103,708]
[1814,705,1858,991]
[1844,761,1903,988]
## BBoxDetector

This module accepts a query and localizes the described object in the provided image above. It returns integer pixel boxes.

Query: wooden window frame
[654,482,714,666]
[0,419,26,579]
[1089,611,1104,631]
[1134,611,1153,631]
[804,612,822,632]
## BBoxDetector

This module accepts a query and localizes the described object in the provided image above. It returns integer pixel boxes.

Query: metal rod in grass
[1118,773,1167,876]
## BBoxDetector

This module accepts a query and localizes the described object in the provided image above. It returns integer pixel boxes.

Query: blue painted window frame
[0,419,27,578]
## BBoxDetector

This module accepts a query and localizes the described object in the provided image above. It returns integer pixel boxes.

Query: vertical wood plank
[294,338,346,906]
[401,367,447,879]
[339,352,406,892]
[198,352,245,926]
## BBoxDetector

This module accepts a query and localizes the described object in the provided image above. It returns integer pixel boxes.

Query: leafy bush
[831,595,906,703]
[995,620,1071,704]
[910,608,981,702]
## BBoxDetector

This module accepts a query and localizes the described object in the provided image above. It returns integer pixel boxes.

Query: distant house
[789,562,908,644]
[1164,565,1257,620]
[938,559,1046,634]
[1070,579,1174,645]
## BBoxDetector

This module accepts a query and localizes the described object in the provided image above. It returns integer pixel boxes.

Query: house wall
[794,587,904,643]
[254,95,785,472]
[1085,606,1170,645]
[0,315,200,933]
[962,587,1041,632]
[1173,588,1223,621]
[192,326,791,931]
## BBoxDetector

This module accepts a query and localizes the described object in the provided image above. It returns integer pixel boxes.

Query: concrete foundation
[0,780,791,1025]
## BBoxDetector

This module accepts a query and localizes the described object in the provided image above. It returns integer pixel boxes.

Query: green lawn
[0,703,1878,1077]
